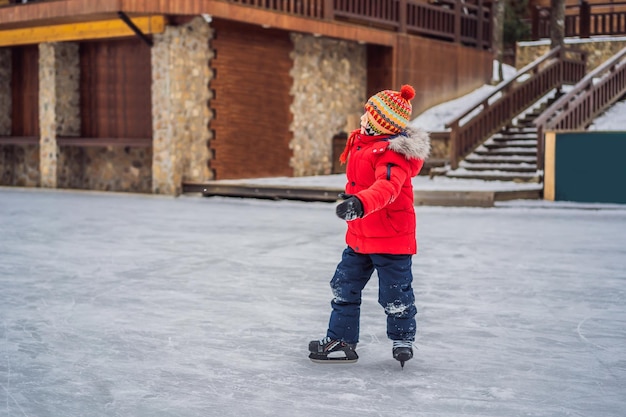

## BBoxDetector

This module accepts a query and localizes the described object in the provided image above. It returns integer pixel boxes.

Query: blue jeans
[326,247,417,344]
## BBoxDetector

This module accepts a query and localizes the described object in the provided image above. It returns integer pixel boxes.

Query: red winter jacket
[341,127,430,255]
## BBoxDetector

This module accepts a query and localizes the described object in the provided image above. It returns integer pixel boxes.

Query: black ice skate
[392,340,413,368]
[308,336,358,363]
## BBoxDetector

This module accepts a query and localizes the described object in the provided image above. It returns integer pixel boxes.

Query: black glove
[336,193,364,221]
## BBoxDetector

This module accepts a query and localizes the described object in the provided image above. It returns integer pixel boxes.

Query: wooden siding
[79,37,152,140]
[395,34,492,115]
[11,44,39,137]
[366,44,394,98]
[209,19,293,180]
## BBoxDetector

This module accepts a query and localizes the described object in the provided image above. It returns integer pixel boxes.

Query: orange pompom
[400,84,415,101]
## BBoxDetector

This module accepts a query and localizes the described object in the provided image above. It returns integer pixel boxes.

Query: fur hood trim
[387,126,431,160]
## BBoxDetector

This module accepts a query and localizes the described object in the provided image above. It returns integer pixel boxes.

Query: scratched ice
[1,188,625,417]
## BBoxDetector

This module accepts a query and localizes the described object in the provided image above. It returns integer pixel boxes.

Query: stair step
[466,155,536,164]
[459,163,537,172]
[475,148,537,157]
[514,117,539,125]
[492,133,537,141]
[446,170,541,182]
[484,142,537,149]
[429,166,449,177]
[495,128,537,134]
[502,126,537,133]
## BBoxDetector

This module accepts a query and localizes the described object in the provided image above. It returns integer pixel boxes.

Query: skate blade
[309,357,358,364]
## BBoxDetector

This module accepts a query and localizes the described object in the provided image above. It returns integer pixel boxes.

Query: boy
[308,85,430,367]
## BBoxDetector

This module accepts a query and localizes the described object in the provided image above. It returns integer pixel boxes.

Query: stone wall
[38,43,57,188]
[57,146,153,192]
[0,48,10,135]
[516,39,626,72]
[1,145,40,186]
[430,134,449,160]
[289,34,366,176]
[55,43,80,137]
[39,42,80,188]
[152,17,213,195]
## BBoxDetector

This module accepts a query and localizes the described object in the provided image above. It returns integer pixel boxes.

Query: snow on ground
[410,62,517,132]
[588,99,626,130]
[518,35,626,47]
[212,174,543,191]
[1,188,625,417]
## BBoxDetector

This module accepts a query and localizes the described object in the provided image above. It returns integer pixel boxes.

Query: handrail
[443,46,587,170]
[228,0,492,50]
[535,47,626,129]
[534,46,626,169]
[445,48,563,128]
[532,0,626,39]
[405,0,491,48]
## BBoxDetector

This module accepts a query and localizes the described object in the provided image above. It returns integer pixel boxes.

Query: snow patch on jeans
[332,287,347,303]
[385,302,409,315]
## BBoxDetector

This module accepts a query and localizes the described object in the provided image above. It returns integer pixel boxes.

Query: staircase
[432,92,562,183]
[453,126,539,182]
[430,45,626,186]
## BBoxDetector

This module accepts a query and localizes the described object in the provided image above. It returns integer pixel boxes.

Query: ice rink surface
[1,188,625,417]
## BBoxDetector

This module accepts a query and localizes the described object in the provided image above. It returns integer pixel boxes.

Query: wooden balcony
[0,0,491,49]
[531,0,626,39]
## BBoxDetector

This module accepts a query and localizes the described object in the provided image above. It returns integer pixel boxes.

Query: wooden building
[0,0,493,194]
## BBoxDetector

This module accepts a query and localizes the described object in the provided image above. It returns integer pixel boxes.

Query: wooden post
[543,131,555,200]
[398,0,407,33]
[580,1,591,38]
[536,125,545,170]
[449,123,459,170]
[531,6,540,40]
[477,0,484,49]
[323,0,333,20]
[558,47,564,86]
[454,0,461,44]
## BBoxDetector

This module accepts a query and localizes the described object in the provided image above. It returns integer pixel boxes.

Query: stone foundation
[152,17,213,195]
[289,34,366,176]
[0,48,10,135]
[0,145,39,186]
[430,134,449,160]
[38,42,80,188]
[516,39,626,71]
[58,146,152,192]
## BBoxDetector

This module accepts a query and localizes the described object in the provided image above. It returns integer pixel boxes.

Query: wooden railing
[235,0,327,18]
[534,46,626,169]
[2,0,492,49]
[229,0,492,49]
[445,47,587,169]
[405,0,491,48]
[532,1,626,39]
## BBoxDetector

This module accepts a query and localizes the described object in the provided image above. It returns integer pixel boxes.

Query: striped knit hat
[364,84,415,135]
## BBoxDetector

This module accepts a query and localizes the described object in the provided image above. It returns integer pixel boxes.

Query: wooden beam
[0,15,165,47]
[119,0,394,45]
[0,0,122,29]
[0,0,395,46]
[543,131,556,201]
